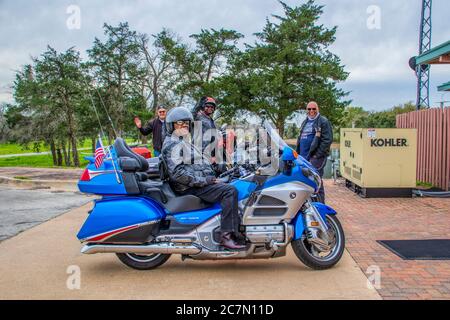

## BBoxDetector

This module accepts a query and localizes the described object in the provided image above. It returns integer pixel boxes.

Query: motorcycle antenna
[81,70,118,139]
[93,84,119,138]
[83,78,106,141]
[83,79,121,184]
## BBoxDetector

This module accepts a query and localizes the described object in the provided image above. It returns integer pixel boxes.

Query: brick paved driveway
[326,180,450,300]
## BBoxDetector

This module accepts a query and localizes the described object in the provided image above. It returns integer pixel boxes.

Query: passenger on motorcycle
[162,107,245,250]
[193,97,220,157]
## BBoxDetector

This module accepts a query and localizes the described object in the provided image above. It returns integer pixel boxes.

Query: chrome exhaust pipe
[81,242,201,255]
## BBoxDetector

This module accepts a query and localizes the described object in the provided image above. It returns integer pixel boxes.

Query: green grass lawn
[0,140,92,156]
[0,138,147,168]
[0,136,149,168]
[0,153,89,168]
[0,138,143,156]
[0,143,38,155]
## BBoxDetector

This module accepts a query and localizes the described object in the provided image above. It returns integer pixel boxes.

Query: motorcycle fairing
[292,202,337,240]
[172,204,222,225]
[262,164,316,191]
[77,196,165,242]
[292,213,305,240]
[230,179,258,201]
[312,202,337,220]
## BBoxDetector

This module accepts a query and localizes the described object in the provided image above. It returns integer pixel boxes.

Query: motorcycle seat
[140,181,211,214]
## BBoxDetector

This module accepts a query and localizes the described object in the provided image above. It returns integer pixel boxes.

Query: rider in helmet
[194,96,219,156]
[193,96,229,174]
[162,107,245,250]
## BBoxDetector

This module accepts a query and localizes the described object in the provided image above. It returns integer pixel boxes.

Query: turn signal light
[310,221,320,227]
[80,169,91,182]
[293,150,299,159]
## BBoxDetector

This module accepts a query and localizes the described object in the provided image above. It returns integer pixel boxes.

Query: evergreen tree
[217,0,349,135]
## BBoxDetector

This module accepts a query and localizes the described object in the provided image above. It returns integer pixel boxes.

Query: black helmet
[165,107,194,134]
[195,96,217,113]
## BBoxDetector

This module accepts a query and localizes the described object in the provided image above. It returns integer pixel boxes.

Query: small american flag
[94,139,105,169]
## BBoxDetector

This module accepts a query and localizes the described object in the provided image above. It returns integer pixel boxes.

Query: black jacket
[194,112,218,154]
[139,118,165,152]
[162,135,216,194]
[296,115,333,159]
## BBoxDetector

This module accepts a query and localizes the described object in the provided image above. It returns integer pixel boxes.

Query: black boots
[220,232,246,250]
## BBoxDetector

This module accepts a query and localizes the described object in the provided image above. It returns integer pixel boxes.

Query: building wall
[397,107,450,191]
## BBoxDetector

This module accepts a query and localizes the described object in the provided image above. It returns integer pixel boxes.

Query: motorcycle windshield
[263,120,289,152]
[263,120,315,170]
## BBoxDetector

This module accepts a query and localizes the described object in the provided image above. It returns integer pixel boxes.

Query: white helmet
[165,107,194,134]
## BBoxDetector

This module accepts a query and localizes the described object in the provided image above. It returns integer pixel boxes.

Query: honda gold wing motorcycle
[76,121,345,270]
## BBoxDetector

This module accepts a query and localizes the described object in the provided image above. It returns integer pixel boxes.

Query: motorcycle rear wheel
[291,215,345,270]
[116,253,171,270]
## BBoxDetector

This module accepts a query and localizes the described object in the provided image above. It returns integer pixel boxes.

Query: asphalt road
[0,185,94,241]
[0,200,381,300]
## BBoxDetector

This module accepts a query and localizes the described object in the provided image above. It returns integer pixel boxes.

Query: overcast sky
[0,0,449,111]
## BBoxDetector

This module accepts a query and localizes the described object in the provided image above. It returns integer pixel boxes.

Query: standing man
[134,106,167,157]
[296,101,333,203]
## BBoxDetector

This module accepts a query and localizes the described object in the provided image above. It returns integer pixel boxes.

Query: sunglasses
[175,120,191,126]
[205,104,216,109]
[307,108,317,111]
[158,110,166,114]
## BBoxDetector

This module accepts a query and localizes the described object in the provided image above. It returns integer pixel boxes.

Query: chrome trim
[81,242,201,255]
[155,236,196,243]
[305,201,329,232]
[189,244,276,260]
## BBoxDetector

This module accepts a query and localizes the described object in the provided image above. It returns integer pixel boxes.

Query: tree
[0,103,12,143]
[165,28,243,104]
[217,0,349,135]
[361,102,416,128]
[340,106,369,129]
[12,47,87,166]
[88,22,146,137]
[138,29,186,110]
[285,123,300,139]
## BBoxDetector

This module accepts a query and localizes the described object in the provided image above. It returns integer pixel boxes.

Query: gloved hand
[206,176,217,185]
[213,163,228,175]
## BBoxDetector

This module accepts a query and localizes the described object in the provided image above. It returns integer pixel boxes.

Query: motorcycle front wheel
[116,253,171,270]
[291,215,345,270]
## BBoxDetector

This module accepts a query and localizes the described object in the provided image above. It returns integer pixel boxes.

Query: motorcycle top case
[77,196,166,242]
[78,154,128,195]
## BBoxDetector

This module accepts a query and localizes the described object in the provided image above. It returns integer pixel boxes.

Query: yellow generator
[340,128,417,198]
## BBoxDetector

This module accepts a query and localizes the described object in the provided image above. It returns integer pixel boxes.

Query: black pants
[310,156,327,204]
[183,183,240,234]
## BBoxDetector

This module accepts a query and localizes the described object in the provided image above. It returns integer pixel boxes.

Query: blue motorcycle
[76,122,345,270]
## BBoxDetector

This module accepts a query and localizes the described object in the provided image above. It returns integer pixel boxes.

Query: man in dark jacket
[194,96,218,157]
[296,101,333,203]
[162,107,245,250]
[134,106,167,157]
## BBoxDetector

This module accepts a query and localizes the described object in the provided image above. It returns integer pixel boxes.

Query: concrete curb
[0,175,79,192]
